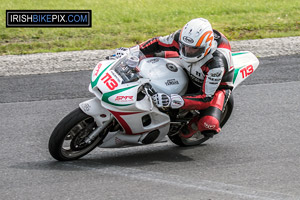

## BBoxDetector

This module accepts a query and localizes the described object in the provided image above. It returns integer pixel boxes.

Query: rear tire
[169,95,234,147]
[220,94,234,127]
[48,108,111,161]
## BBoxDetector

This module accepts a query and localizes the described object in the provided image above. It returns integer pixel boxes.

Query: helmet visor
[179,42,205,58]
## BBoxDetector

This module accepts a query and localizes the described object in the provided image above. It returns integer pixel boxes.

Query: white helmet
[179,18,214,63]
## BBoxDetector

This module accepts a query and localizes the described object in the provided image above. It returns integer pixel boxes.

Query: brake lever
[144,83,157,111]
[144,87,154,111]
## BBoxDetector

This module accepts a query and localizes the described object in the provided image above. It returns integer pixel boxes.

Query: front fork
[79,98,113,143]
[84,118,113,144]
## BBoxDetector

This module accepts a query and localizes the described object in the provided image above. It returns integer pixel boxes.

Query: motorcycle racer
[117,18,234,139]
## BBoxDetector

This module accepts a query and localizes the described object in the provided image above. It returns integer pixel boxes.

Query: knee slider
[198,115,221,133]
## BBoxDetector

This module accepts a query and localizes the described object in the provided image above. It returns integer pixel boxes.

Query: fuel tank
[139,57,188,95]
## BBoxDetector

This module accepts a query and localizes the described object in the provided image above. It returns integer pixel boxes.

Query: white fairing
[232,51,260,89]
[82,55,177,148]
[139,57,189,95]
[99,106,170,148]
[79,51,259,148]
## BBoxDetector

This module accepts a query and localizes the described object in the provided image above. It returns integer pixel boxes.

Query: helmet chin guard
[179,18,215,63]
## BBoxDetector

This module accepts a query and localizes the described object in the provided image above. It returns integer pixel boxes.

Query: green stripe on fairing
[91,61,115,88]
[233,65,245,83]
[232,52,248,56]
[233,68,239,83]
[232,52,248,83]
[102,85,138,106]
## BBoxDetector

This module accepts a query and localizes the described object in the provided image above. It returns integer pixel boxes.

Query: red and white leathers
[139,29,234,137]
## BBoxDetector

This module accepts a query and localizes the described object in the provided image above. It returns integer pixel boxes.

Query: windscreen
[111,50,145,84]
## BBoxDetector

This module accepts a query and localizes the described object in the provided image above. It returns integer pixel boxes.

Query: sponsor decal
[94,63,102,77]
[190,75,202,84]
[102,85,138,106]
[208,82,218,85]
[115,96,134,102]
[147,58,159,64]
[183,36,194,44]
[210,71,222,77]
[166,63,178,72]
[208,77,221,82]
[82,103,91,112]
[165,79,179,86]
[204,122,215,130]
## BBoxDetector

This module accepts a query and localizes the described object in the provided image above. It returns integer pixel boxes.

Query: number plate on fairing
[232,51,259,89]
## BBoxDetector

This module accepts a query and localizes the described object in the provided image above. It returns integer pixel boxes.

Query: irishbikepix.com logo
[6,10,92,28]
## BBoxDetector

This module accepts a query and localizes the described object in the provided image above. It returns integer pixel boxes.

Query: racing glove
[106,47,129,60]
[152,93,184,109]
[115,47,129,58]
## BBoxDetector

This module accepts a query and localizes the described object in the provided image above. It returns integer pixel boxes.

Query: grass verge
[1,0,299,55]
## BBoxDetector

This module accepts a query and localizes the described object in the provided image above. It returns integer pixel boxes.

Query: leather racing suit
[139,29,234,135]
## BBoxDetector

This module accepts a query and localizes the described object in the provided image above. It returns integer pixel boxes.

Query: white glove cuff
[170,94,184,109]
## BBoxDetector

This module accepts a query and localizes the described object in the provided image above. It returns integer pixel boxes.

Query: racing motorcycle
[48,49,259,161]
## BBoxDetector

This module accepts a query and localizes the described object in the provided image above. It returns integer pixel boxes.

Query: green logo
[91,61,115,88]
[102,85,138,106]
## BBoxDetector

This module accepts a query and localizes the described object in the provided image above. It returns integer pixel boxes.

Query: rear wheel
[168,95,234,146]
[48,108,113,161]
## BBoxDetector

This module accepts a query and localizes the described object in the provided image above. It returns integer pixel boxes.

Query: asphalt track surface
[0,54,299,200]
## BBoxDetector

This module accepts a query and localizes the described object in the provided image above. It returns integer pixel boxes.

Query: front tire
[169,95,234,147]
[48,108,111,161]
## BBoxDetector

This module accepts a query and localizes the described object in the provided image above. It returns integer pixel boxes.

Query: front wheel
[48,108,112,161]
[168,95,234,147]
